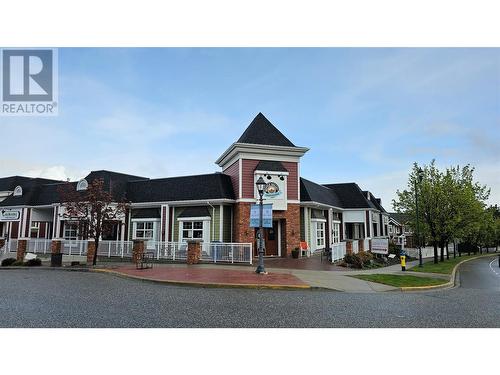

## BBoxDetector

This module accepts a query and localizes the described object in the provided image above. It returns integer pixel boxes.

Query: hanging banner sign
[0,209,21,222]
[250,204,273,228]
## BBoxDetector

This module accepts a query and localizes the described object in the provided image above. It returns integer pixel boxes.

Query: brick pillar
[51,239,62,254]
[359,239,364,252]
[284,204,301,257]
[187,240,201,264]
[87,241,96,265]
[346,240,353,254]
[132,240,145,264]
[17,239,27,261]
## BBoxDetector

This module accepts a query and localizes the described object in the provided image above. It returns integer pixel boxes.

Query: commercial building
[0,113,389,258]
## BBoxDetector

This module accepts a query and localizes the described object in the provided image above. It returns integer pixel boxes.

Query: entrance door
[265,221,279,256]
[254,220,279,257]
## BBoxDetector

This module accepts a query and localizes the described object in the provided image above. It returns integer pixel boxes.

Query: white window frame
[332,220,340,244]
[178,216,211,243]
[132,219,160,241]
[64,222,78,240]
[312,219,326,250]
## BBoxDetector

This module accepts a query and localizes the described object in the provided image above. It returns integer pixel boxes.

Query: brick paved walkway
[113,265,310,288]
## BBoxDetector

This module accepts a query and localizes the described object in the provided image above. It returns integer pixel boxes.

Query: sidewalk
[92,258,446,292]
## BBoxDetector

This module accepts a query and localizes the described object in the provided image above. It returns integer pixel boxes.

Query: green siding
[223,205,232,242]
[212,205,220,241]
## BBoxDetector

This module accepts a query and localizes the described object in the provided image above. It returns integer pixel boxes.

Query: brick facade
[187,241,201,264]
[87,241,96,265]
[232,202,300,257]
[16,239,27,261]
[51,240,61,254]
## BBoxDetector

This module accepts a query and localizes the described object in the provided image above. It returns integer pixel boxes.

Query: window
[13,186,22,196]
[373,223,378,237]
[64,223,78,240]
[76,179,88,191]
[332,222,340,243]
[182,221,204,240]
[134,222,154,239]
[316,221,325,248]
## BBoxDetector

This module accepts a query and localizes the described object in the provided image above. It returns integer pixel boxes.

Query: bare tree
[58,178,128,266]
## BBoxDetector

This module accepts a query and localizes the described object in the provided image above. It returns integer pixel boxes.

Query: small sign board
[371,238,389,255]
[0,209,21,222]
[250,204,273,228]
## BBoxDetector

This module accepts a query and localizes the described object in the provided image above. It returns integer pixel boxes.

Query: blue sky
[1,48,499,207]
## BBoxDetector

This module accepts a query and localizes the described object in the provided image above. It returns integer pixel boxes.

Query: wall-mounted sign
[0,209,21,222]
[250,204,273,228]
[371,238,389,254]
[254,174,287,211]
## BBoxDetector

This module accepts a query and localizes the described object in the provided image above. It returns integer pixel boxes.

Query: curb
[400,254,496,292]
[91,268,312,291]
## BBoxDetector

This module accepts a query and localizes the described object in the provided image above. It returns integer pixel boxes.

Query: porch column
[161,204,169,242]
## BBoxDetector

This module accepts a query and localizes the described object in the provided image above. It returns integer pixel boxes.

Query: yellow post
[400,255,406,271]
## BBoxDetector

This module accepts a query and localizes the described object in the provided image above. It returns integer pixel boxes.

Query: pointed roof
[237,113,296,147]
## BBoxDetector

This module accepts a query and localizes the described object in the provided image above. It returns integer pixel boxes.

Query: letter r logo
[2,49,53,101]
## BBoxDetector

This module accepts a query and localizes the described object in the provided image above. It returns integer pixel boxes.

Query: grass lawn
[351,274,447,288]
[409,253,491,274]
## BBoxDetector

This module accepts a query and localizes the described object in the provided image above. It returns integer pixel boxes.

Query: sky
[1,48,499,208]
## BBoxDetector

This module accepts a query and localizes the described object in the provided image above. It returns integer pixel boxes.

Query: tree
[394,161,442,263]
[58,178,128,266]
[393,161,490,264]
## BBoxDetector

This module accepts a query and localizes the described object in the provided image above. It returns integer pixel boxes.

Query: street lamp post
[416,167,424,267]
[255,177,267,274]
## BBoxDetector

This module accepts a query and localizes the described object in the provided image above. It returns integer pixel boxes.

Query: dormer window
[13,186,23,196]
[76,179,88,191]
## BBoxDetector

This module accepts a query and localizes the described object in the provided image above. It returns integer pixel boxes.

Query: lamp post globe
[255,176,267,274]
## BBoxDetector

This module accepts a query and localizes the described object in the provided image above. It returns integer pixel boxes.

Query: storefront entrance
[254,220,283,257]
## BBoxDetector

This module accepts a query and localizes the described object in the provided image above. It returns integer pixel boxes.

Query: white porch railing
[2,239,18,253]
[97,240,133,258]
[201,242,253,264]
[331,242,347,263]
[61,240,88,256]
[143,241,253,264]
[27,239,52,254]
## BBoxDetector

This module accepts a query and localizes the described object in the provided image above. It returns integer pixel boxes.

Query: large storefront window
[64,223,78,240]
[313,220,325,249]
[134,222,155,240]
[332,222,340,243]
[181,221,204,240]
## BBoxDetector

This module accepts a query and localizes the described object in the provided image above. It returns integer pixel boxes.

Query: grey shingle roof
[237,113,296,147]
[322,183,372,209]
[127,173,235,203]
[389,212,409,224]
[300,178,343,208]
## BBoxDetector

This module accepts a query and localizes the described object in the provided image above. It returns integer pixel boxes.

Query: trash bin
[51,253,63,267]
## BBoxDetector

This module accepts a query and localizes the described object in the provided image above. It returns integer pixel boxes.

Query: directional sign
[0,209,21,222]
[250,204,273,228]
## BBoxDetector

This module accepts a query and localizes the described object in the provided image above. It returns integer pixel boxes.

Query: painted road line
[489,259,499,277]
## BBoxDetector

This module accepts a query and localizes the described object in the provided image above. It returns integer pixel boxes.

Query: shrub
[344,251,373,269]
[1,258,17,267]
[11,260,25,266]
[24,258,42,267]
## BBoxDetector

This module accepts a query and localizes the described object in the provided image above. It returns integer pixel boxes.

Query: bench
[136,251,154,270]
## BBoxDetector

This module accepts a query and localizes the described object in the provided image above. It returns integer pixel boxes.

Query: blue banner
[250,204,273,228]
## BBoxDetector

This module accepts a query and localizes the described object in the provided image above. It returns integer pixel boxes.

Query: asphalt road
[0,255,498,328]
